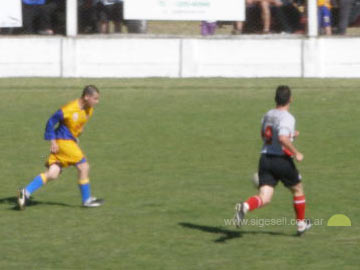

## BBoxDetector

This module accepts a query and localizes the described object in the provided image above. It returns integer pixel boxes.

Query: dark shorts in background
[96,2,123,22]
[258,154,301,188]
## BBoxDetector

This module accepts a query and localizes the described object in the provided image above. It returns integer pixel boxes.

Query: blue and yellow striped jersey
[44,99,93,141]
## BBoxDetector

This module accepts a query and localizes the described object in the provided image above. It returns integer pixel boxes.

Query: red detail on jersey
[282,134,295,156]
[263,126,273,145]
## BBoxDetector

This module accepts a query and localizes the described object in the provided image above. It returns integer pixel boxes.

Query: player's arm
[44,110,64,153]
[278,135,303,162]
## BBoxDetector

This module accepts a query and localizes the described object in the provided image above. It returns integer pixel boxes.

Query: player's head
[82,85,100,107]
[275,85,291,106]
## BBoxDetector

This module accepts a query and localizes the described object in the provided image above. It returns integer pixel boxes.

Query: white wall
[0,37,61,77]
[0,36,359,78]
[74,38,180,78]
[181,39,302,77]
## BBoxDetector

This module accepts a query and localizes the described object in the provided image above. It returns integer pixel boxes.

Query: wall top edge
[1,34,360,41]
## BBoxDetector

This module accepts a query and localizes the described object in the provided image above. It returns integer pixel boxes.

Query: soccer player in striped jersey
[234,85,311,235]
[17,85,104,210]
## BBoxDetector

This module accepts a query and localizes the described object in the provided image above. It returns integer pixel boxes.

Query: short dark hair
[275,85,291,106]
[82,85,99,97]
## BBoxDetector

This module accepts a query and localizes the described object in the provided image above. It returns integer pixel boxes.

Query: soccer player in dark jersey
[234,85,311,235]
[17,85,104,210]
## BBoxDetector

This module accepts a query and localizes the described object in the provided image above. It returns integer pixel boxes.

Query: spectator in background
[336,0,355,34]
[79,0,98,33]
[232,0,283,34]
[318,0,332,35]
[22,0,57,34]
[231,0,252,35]
[50,0,66,34]
[272,0,295,33]
[278,0,303,33]
[94,0,124,33]
[233,0,301,34]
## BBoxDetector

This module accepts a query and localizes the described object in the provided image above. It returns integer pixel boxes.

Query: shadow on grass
[179,222,290,243]
[0,196,74,210]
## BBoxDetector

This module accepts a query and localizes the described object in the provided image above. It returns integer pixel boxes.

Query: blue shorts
[318,6,331,28]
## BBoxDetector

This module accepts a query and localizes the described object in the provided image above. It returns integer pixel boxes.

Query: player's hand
[50,140,59,154]
[294,130,300,137]
[295,152,304,162]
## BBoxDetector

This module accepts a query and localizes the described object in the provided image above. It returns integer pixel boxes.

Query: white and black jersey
[258,109,300,187]
[260,109,295,156]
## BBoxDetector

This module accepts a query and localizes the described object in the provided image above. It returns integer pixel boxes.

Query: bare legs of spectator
[99,21,110,33]
[248,0,282,34]
[232,0,283,35]
[324,25,332,35]
[260,0,271,33]
[114,21,122,33]
[231,0,273,34]
[98,21,121,34]
[232,21,244,35]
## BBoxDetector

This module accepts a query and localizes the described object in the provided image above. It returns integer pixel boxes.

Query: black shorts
[258,154,301,188]
[96,2,124,22]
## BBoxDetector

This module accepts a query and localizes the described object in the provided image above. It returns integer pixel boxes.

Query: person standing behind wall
[336,0,355,34]
[318,0,332,35]
[94,0,124,33]
[22,0,56,34]
[94,0,147,34]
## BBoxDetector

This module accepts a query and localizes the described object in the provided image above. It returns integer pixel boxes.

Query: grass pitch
[0,78,359,269]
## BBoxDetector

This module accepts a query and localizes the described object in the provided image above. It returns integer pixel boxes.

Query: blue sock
[78,181,91,203]
[25,174,46,196]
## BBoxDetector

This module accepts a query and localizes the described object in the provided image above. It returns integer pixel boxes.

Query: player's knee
[78,162,90,173]
[258,185,274,206]
[260,195,272,205]
[290,183,304,196]
[44,164,61,181]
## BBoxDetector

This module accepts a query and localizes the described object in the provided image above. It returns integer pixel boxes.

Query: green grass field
[0,78,359,269]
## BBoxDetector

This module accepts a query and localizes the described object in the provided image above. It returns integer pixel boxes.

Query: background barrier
[1,36,360,78]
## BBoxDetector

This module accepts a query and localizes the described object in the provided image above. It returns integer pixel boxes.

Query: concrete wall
[0,36,359,78]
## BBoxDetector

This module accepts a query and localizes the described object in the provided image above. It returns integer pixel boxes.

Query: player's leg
[289,182,305,222]
[234,154,277,226]
[76,161,104,207]
[257,184,274,206]
[238,185,274,217]
[281,156,311,235]
[289,182,311,235]
[17,164,61,210]
[243,154,277,211]
[234,186,273,227]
